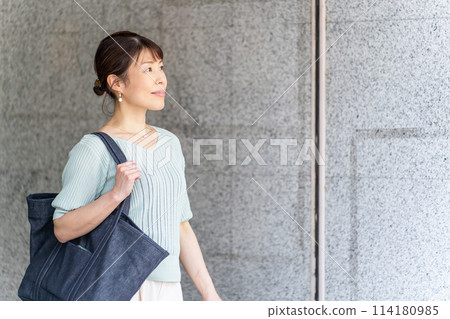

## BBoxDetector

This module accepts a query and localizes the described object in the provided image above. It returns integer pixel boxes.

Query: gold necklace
[106,123,154,144]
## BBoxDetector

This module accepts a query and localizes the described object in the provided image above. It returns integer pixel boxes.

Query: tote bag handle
[89,131,132,218]
[90,131,128,165]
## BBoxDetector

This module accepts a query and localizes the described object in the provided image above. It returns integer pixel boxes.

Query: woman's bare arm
[179,221,221,301]
[53,159,140,243]
[53,189,123,243]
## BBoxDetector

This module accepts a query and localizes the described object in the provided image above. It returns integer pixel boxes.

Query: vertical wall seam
[317,0,327,301]
[310,0,318,302]
[311,0,327,301]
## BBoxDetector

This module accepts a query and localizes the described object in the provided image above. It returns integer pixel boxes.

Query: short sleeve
[179,143,193,223]
[51,140,108,220]
[179,189,193,223]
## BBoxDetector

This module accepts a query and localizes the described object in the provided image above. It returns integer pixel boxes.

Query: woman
[51,31,221,301]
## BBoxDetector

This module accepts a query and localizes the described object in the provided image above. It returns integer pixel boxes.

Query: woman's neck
[107,104,148,132]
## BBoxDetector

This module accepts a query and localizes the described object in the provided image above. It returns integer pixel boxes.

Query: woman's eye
[146,66,164,72]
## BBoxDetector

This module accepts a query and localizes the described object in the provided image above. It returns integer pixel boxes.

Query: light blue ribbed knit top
[51,125,193,282]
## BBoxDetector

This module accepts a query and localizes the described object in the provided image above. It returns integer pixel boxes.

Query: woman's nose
[154,74,164,85]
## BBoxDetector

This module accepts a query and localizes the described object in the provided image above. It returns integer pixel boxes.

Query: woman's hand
[111,160,140,201]
[203,290,222,301]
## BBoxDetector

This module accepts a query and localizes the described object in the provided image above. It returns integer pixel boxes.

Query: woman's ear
[107,74,123,94]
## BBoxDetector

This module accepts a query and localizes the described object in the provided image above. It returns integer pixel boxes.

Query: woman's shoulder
[154,125,176,138]
[152,126,186,163]
[153,125,182,146]
[78,132,108,149]
[70,133,112,162]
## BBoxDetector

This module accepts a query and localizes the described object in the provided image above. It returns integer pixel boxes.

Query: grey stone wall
[3,0,446,302]
[162,0,312,301]
[325,0,450,300]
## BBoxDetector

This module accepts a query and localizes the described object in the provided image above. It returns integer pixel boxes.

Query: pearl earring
[118,93,123,102]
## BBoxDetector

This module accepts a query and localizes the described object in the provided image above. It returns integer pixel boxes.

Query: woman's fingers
[120,160,140,172]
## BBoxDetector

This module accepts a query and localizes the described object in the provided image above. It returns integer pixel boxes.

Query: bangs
[134,44,163,66]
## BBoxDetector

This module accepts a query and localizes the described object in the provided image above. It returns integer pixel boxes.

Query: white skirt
[130,279,183,301]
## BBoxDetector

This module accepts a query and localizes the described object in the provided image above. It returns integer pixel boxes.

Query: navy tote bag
[18,131,169,301]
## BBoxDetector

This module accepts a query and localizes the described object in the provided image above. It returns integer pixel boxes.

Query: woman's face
[121,49,167,111]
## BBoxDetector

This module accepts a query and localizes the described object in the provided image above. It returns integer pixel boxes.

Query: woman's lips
[152,91,165,97]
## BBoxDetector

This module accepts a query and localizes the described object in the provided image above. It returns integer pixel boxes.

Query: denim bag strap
[89,131,131,217]
[90,132,127,165]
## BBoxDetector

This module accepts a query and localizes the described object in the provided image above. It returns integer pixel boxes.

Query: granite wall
[1,0,447,302]
[325,0,449,300]
[165,1,313,301]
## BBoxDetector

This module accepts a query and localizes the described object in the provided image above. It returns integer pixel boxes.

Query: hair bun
[93,79,104,96]
[93,86,104,96]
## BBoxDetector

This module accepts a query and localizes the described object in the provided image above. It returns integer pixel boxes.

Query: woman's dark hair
[93,30,164,116]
